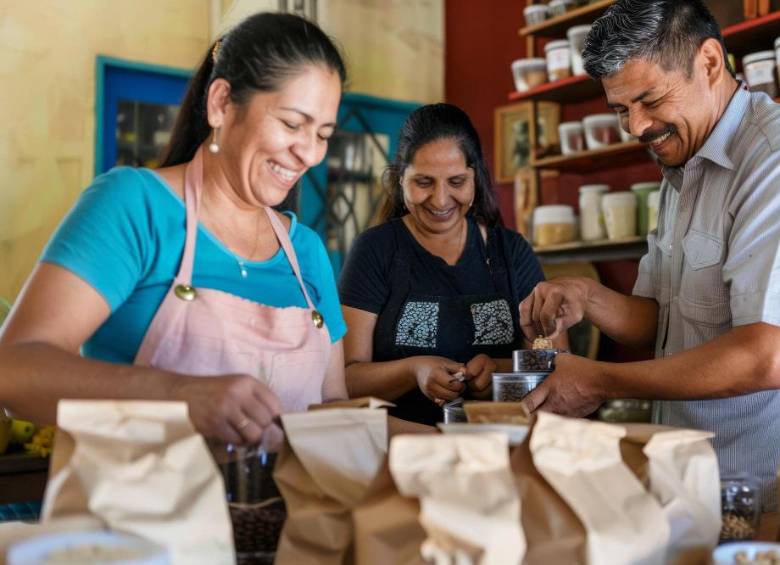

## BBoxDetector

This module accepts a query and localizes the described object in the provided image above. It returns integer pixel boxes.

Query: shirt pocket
[680,230,729,306]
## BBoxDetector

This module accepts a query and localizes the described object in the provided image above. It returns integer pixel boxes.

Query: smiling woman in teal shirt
[41,166,346,364]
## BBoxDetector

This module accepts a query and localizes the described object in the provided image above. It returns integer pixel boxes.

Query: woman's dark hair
[380,103,502,228]
[161,13,347,166]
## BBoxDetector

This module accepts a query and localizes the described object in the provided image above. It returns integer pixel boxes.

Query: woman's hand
[411,356,465,404]
[464,354,496,397]
[170,374,282,445]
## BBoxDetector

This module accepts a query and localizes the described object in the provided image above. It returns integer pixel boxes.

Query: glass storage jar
[511,58,548,92]
[512,348,561,372]
[601,192,637,240]
[647,189,661,232]
[743,50,778,98]
[559,121,585,155]
[567,25,591,76]
[578,184,609,241]
[720,474,762,542]
[583,114,621,149]
[545,39,572,82]
[443,400,467,424]
[631,182,661,236]
[533,205,577,247]
[493,372,548,402]
[598,399,652,423]
[523,4,548,26]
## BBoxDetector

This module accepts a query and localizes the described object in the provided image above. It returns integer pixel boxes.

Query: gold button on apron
[174,284,197,301]
[312,310,324,329]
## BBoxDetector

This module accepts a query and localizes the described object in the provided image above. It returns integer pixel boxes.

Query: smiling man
[518,0,780,508]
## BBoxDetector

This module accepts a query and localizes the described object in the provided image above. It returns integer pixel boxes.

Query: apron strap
[264,207,316,310]
[177,146,204,285]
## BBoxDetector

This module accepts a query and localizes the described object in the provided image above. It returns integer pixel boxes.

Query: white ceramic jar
[511,58,548,92]
[559,121,585,155]
[533,205,577,247]
[548,0,576,17]
[743,50,778,99]
[578,184,609,241]
[545,40,572,82]
[602,192,637,240]
[523,4,548,27]
[567,25,591,76]
[583,114,621,149]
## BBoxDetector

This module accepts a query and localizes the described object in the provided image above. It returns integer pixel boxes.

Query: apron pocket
[269,350,327,412]
[394,300,440,348]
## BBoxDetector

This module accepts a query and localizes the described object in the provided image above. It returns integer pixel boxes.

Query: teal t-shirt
[41,167,346,363]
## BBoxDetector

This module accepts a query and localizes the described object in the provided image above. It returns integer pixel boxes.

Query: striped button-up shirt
[633,86,780,509]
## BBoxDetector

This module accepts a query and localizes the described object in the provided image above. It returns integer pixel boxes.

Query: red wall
[445,1,653,362]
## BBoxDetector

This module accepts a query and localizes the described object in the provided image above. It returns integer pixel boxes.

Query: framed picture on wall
[493,101,560,183]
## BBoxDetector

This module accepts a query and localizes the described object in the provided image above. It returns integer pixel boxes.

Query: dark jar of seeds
[513,349,562,372]
[492,372,548,402]
[214,444,286,565]
[720,474,761,543]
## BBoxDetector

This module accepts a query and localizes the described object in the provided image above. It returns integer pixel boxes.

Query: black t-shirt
[339,216,544,425]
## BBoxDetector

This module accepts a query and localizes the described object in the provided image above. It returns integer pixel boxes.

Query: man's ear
[205,78,232,128]
[698,37,727,87]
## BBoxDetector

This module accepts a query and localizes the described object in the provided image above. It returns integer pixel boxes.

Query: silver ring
[236,418,251,431]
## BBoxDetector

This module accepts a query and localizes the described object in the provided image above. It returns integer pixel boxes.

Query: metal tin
[492,372,548,402]
[512,349,559,372]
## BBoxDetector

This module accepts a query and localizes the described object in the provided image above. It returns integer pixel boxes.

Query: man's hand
[520,353,606,417]
[519,277,592,342]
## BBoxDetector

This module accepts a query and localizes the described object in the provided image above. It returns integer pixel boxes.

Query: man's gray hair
[583,0,732,80]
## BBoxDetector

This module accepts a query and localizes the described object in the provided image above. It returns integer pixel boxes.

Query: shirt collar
[662,82,749,185]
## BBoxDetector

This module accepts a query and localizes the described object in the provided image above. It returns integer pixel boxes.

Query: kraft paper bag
[353,459,427,565]
[619,424,720,565]
[41,400,234,565]
[510,426,587,565]
[273,404,388,565]
[389,433,526,565]
[528,412,669,565]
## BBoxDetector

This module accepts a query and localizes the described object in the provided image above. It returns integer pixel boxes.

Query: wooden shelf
[722,11,780,58]
[519,0,615,37]
[534,236,647,264]
[531,140,650,173]
[508,73,602,103]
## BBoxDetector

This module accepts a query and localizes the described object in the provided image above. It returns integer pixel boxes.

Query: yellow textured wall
[0,1,210,302]
[0,0,443,303]
[321,0,443,104]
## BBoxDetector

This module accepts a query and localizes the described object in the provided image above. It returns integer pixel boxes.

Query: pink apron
[134,147,332,413]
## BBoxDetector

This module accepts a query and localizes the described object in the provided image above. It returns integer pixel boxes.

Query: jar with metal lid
[533,204,577,247]
[720,474,762,542]
[545,39,572,82]
[512,348,562,372]
[511,58,548,92]
[493,372,548,402]
[442,399,467,423]
[579,184,609,241]
[743,50,778,98]
[523,4,548,27]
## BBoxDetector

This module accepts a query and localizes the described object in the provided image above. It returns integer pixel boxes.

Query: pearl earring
[208,127,220,154]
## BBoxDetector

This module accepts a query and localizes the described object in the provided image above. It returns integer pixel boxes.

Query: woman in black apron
[339,104,567,426]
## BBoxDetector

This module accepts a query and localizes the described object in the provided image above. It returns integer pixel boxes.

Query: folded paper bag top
[389,433,526,565]
[273,402,390,565]
[41,400,234,565]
